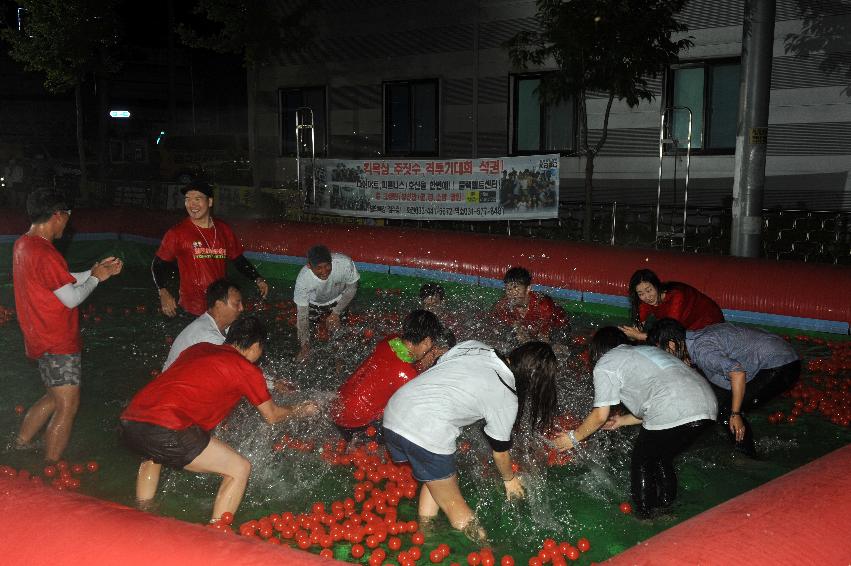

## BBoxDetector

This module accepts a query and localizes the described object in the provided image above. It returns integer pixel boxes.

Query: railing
[34,179,851,265]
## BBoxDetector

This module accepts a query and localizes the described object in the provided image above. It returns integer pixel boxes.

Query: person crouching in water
[647,318,801,457]
[382,340,558,542]
[330,310,453,441]
[119,316,318,523]
[551,327,717,518]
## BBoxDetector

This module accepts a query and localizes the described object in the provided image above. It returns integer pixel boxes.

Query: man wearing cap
[293,245,360,362]
[152,181,269,317]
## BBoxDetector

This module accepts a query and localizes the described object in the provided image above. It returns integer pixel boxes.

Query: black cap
[307,245,332,266]
[180,181,214,198]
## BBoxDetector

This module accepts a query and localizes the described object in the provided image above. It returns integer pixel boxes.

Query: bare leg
[16,394,57,446]
[41,385,80,462]
[418,483,440,521]
[136,460,162,509]
[421,475,485,542]
[183,437,252,522]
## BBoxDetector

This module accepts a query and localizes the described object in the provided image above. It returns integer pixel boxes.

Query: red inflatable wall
[3,207,845,327]
[605,443,851,565]
[0,477,342,566]
[1,207,849,563]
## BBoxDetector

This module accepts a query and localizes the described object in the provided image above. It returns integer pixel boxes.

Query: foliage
[507,0,692,152]
[785,0,851,96]
[176,0,316,66]
[506,0,692,240]
[0,0,121,93]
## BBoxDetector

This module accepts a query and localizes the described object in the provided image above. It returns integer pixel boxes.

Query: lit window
[512,74,576,155]
[668,60,741,152]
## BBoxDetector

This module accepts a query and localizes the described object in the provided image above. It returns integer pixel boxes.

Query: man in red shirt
[152,181,269,317]
[492,266,570,344]
[331,310,451,440]
[120,316,317,523]
[13,189,123,462]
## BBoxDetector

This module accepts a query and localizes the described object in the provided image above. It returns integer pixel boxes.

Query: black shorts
[120,420,211,469]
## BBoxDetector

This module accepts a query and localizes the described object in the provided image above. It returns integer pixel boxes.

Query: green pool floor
[0,239,848,564]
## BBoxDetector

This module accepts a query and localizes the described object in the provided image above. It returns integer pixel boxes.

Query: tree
[785,0,851,96]
[507,0,692,241]
[1,0,121,190]
[176,0,315,187]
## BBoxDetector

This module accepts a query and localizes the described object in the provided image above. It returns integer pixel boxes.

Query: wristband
[502,474,516,482]
[567,429,579,447]
[730,412,743,417]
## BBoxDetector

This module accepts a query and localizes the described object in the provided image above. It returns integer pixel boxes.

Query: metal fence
[44,179,851,266]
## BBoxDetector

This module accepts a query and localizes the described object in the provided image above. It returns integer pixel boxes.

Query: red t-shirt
[639,283,724,330]
[492,291,569,338]
[331,336,418,429]
[155,218,243,315]
[12,234,79,358]
[121,342,271,431]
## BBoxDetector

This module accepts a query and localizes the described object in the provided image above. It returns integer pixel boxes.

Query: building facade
[253,0,851,210]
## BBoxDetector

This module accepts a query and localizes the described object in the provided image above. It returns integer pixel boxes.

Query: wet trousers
[630,420,711,517]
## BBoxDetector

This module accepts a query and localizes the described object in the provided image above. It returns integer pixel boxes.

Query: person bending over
[492,266,570,344]
[648,319,800,457]
[13,189,123,462]
[383,340,558,542]
[162,278,244,370]
[619,269,723,342]
[120,316,317,523]
[293,244,359,362]
[551,327,717,518]
[152,181,268,317]
[331,310,453,440]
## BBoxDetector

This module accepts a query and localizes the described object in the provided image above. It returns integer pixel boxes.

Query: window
[512,74,576,155]
[384,80,439,156]
[668,60,741,153]
[279,87,327,157]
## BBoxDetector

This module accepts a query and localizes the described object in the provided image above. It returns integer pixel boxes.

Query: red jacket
[331,336,418,429]
[639,283,723,330]
[493,291,569,338]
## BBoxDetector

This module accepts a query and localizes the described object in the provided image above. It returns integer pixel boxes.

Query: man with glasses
[12,189,123,462]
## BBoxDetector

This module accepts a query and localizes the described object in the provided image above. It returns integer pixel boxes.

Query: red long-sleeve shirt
[638,283,723,330]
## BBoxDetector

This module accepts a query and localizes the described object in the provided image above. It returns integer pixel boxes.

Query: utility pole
[730,0,776,257]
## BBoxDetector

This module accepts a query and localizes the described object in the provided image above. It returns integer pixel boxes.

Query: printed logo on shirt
[192,241,227,260]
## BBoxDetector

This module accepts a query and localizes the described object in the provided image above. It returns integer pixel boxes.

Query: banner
[311,155,559,220]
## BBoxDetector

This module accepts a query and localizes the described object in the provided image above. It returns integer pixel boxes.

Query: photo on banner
[310,155,559,220]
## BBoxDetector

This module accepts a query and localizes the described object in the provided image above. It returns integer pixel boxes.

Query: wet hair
[26,189,69,224]
[627,269,667,324]
[507,341,558,432]
[432,328,457,350]
[206,278,241,310]
[400,309,443,345]
[419,282,445,302]
[503,266,532,287]
[589,327,631,367]
[646,318,689,362]
[307,245,332,266]
[224,315,267,350]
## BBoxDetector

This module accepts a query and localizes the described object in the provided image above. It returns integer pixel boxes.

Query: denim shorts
[383,427,456,482]
[37,353,82,388]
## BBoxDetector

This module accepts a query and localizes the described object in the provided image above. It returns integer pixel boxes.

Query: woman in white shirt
[551,327,717,518]
[383,340,558,541]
